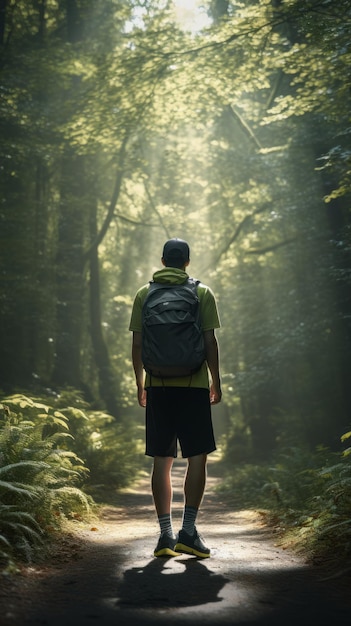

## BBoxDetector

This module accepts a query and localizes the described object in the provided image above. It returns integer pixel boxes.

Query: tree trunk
[51,150,86,388]
[88,200,120,418]
[51,0,89,391]
[0,0,6,46]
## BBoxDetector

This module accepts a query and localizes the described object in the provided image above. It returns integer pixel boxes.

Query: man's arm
[131,331,147,407]
[203,329,222,404]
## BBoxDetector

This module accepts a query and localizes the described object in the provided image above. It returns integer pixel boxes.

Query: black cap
[162,238,190,266]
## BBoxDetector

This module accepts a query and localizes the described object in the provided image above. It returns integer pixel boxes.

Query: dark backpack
[141,278,206,378]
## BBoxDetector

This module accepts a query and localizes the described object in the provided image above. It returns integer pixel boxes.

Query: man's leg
[181,454,207,534]
[152,456,178,557]
[184,453,207,509]
[152,455,174,516]
[176,453,211,558]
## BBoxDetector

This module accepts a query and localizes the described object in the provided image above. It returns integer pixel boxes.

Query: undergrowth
[216,432,351,572]
[0,390,145,574]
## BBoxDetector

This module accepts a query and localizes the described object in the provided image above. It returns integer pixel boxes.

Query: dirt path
[1,459,350,626]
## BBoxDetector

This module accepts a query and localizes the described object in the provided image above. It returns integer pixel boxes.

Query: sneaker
[175,527,210,558]
[154,532,179,557]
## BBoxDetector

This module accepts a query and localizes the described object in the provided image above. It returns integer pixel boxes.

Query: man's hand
[210,383,222,405]
[137,387,147,408]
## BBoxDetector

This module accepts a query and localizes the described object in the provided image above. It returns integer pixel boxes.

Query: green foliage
[0,394,92,571]
[0,389,146,571]
[0,0,350,493]
[0,505,43,571]
[217,432,351,567]
[47,388,146,489]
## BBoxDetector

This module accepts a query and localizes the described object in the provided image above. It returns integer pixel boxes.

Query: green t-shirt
[129,268,220,389]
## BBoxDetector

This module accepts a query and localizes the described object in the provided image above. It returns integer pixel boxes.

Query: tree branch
[246,237,296,255]
[114,212,161,228]
[82,133,128,263]
[143,180,171,239]
[227,104,263,151]
[210,204,271,268]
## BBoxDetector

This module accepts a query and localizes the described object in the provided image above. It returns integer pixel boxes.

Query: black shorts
[145,387,216,458]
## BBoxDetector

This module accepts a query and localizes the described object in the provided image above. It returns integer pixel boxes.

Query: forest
[0,0,350,572]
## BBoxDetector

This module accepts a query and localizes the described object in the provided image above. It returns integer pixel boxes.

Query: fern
[0,505,43,566]
[0,390,145,571]
[217,431,351,567]
[0,395,92,569]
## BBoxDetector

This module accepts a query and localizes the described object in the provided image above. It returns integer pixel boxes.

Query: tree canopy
[0,0,350,458]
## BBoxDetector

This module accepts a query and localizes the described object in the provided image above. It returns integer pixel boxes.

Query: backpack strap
[188,277,200,288]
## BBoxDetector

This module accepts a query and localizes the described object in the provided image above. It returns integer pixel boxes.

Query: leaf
[341,431,351,442]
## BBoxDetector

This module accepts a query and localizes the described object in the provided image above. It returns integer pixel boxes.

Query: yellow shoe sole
[154,546,180,557]
[174,542,210,558]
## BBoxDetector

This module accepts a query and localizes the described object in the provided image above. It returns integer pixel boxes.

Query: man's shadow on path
[116,557,230,609]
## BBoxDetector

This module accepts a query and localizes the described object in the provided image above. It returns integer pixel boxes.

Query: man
[129,238,222,558]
